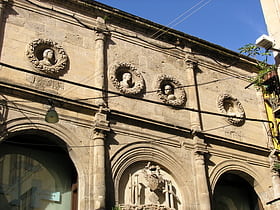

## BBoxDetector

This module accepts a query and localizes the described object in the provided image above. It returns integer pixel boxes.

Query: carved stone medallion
[217,94,245,126]
[156,75,186,106]
[110,62,145,95]
[26,39,68,76]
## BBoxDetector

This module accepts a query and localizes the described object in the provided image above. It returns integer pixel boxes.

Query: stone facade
[0,0,278,209]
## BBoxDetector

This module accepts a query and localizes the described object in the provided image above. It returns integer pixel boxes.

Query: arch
[111,142,190,208]
[0,117,87,209]
[209,159,266,205]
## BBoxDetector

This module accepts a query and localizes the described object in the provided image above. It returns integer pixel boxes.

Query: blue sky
[95,0,268,57]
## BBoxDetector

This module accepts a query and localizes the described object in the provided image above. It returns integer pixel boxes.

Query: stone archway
[213,172,264,210]
[209,160,266,209]
[0,129,78,210]
[111,143,189,210]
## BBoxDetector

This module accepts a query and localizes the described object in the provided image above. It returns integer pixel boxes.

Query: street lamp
[45,99,59,123]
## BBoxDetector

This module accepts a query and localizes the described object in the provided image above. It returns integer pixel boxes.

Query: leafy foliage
[239,43,273,57]
[239,43,276,89]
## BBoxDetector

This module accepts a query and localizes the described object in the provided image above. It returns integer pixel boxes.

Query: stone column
[194,149,211,210]
[186,58,211,209]
[269,150,280,208]
[91,107,110,210]
[95,17,107,106]
[185,60,200,131]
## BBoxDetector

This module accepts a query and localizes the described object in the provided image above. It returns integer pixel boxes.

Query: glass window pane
[0,145,73,210]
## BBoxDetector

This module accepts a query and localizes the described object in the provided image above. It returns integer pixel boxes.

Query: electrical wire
[0,62,240,97]
[20,0,248,71]
[1,1,269,128]
[153,0,213,40]
[150,0,207,38]
[0,62,272,126]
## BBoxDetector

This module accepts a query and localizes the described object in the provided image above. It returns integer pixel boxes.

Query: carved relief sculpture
[217,94,245,126]
[156,75,186,106]
[119,162,181,210]
[26,39,69,76]
[110,63,145,95]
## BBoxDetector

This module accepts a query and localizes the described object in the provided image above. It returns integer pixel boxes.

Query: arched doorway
[0,130,78,210]
[213,172,264,210]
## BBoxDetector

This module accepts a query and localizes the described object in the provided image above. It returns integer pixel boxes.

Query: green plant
[274,162,280,170]
[239,43,276,89]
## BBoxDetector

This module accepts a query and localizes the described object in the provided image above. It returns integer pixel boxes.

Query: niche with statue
[117,162,182,210]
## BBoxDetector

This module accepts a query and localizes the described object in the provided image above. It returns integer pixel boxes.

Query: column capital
[95,17,109,40]
[93,107,110,132]
[185,59,197,69]
[95,31,105,41]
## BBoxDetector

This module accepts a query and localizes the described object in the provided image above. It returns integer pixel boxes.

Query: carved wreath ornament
[217,94,245,126]
[110,62,145,95]
[156,74,186,106]
[26,39,68,75]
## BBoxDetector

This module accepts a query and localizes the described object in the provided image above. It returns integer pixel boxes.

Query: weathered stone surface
[0,0,275,209]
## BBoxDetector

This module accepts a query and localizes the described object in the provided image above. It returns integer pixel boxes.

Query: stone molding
[156,74,186,106]
[111,143,188,207]
[209,159,262,193]
[110,62,145,95]
[217,93,245,126]
[26,38,68,76]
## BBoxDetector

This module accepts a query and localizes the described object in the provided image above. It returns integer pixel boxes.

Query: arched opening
[117,161,182,210]
[0,130,78,210]
[213,172,264,210]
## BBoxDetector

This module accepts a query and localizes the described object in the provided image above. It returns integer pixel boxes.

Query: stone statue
[39,49,54,66]
[164,84,176,100]
[120,72,133,88]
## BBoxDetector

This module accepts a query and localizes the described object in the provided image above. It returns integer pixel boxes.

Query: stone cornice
[13,0,258,71]
[209,147,269,167]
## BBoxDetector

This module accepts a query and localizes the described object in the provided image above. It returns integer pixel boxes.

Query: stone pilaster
[185,59,200,131]
[95,17,107,106]
[90,107,110,210]
[186,58,211,209]
[268,150,280,208]
[194,147,211,210]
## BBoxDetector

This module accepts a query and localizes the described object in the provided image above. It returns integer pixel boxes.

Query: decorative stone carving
[26,75,64,91]
[26,39,68,76]
[120,162,181,210]
[156,75,186,106]
[217,94,245,126]
[110,63,145,95]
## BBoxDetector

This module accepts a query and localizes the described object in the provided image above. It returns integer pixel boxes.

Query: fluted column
[95,17,107,106]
